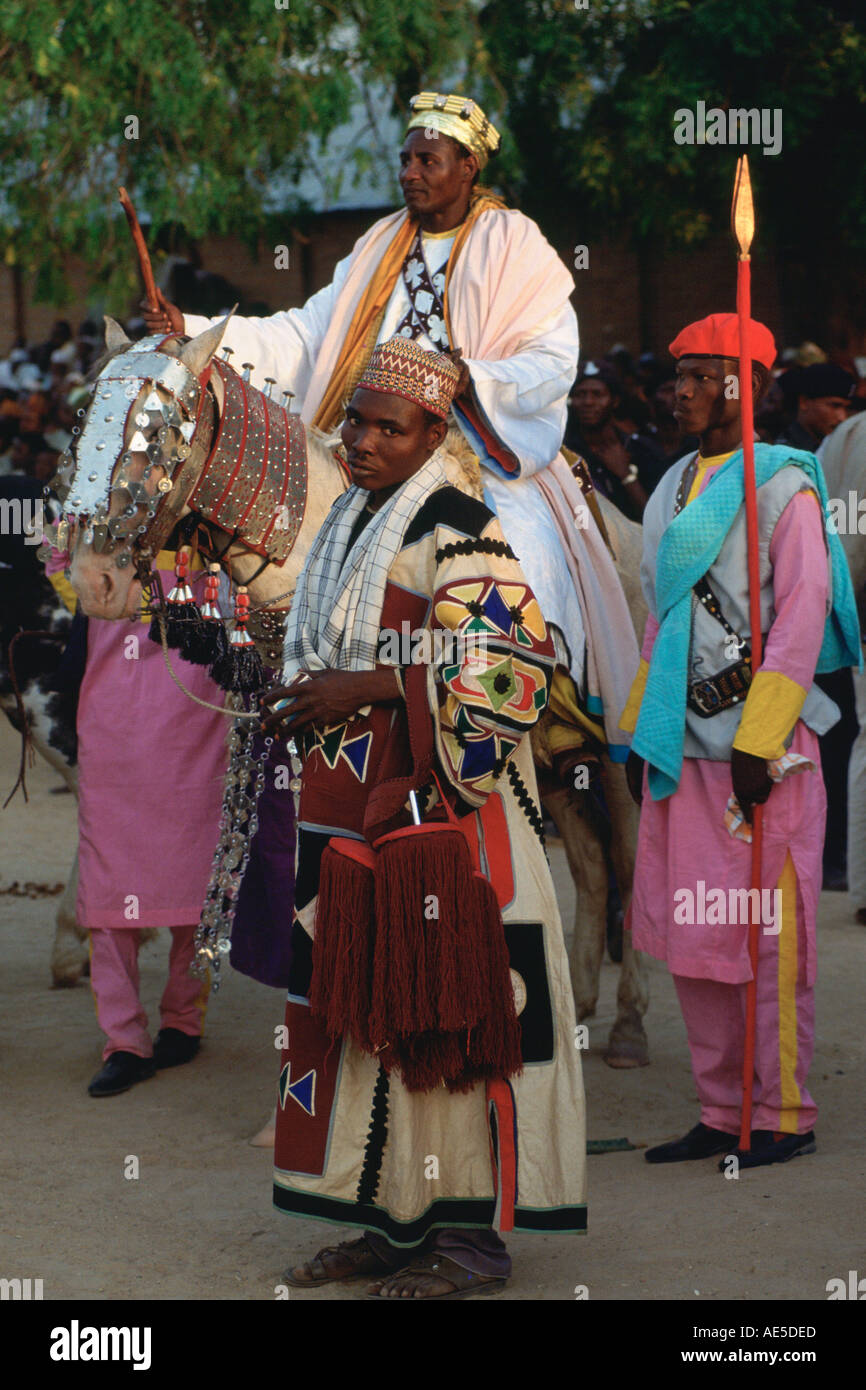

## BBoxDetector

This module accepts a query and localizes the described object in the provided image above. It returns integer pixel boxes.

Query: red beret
[669,313,776,372]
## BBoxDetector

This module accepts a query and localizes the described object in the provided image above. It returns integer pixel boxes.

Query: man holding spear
[620,164,860,1170]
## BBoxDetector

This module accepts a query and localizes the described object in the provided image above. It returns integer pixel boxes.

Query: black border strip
[272,1187,586,1244]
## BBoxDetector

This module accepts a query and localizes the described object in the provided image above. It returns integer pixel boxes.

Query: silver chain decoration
[193,693,302,989]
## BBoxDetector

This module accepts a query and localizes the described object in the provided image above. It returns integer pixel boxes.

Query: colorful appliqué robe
[273,486,587,1244]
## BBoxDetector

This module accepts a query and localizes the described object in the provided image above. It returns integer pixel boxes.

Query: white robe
[184,209,586,683]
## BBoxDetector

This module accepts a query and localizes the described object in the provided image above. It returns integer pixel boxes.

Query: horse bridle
[56,334,215,572]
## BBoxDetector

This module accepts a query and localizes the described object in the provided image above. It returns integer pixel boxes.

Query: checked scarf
[283,450,448,680]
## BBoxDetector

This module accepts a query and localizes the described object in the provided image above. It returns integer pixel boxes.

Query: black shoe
[153,1028,201,1070]
[719,1129,816,1171]
[645,1121,739,1164]
[822,867,848,892]
[88,1051,156,1097]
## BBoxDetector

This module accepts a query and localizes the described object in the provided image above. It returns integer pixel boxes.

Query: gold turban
[405,92,501,169]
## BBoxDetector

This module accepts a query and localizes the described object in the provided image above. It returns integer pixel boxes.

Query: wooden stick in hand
[118,186,158,313]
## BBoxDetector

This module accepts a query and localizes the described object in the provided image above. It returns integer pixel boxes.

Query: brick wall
[3,210,860,367]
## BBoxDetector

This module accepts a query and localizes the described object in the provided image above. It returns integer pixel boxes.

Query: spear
[117,186,158,314]
[732,155,762,1152]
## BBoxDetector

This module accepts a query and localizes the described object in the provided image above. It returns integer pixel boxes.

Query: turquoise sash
[633,444,861,800]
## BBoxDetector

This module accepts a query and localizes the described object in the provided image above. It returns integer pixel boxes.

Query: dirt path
[1,715,863,1302]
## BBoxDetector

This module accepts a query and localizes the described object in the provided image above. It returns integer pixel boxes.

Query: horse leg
[600,760,649,1068]
[50,849,89,987]
[543,785,608,1022]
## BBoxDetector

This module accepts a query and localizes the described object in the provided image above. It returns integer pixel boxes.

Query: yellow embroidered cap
[355,338,460,419]
[406,92,501,169]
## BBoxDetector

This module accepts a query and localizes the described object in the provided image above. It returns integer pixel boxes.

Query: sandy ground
[1,714,864,1304]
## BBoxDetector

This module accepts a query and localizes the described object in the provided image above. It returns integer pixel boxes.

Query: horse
[62,316,346,626]
[541,496,649,1067]
[0,474,87,986]
[60,315,648,1064]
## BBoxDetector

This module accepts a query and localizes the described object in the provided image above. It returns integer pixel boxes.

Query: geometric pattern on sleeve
[433,575,553,798]
[434,577,549,652]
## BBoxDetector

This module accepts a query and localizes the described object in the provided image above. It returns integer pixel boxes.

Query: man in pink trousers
[621,314,860,1170]
[77,549,228,1097]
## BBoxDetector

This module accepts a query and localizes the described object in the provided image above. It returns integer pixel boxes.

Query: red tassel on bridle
[149,546,201,651]
[210,584,265,693]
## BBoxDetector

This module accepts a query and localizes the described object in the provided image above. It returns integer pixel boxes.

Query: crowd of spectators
[0,319,103,485]
[566,340,866,521]
[2,318,864,529]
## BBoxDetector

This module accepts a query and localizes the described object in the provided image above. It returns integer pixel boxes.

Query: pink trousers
[89,925,209,1061]
[674,953,817,1135]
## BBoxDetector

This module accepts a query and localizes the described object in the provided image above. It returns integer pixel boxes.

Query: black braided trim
[356,1064,390,1206]
[434,537,517,564]
[506,760,547,856]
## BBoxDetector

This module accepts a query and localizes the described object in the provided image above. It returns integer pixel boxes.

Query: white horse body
[59,320,648,1066]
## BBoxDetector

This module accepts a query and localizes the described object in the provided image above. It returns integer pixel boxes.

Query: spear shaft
[732,156,762,1152]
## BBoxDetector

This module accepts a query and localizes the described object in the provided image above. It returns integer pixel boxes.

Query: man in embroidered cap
[258,339,586,1299]
[144,87,646,1065]
[620,312,861,1169]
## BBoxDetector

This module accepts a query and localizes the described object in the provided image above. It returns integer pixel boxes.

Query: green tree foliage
[468,0,866,335]
[2,0,864,334]
[0,0,469,304]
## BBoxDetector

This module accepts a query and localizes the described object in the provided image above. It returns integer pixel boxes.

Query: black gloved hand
[731,747,773,825]
[626,749,645,806]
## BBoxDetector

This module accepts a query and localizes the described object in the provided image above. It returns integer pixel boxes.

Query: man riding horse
[144,90,648,1065]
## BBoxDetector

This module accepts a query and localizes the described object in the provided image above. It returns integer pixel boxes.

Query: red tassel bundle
[310,838,377,1052]
[370,823,485,1038]
[389,1030,469,1094]
[371,816,522,1093]
[308,789,523,1095]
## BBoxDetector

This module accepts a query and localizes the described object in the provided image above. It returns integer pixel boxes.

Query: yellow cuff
[732,669,808,760]
[546,667,605,749]
[619,657,649,735]
[47,569,78,616]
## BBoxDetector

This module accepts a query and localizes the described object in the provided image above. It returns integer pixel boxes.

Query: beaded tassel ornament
[149,547,200,651]
[211,584,265,693]
[182,563,229,668]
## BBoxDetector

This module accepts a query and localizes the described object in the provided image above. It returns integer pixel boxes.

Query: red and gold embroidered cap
[669,313,777,371]
[355,338,460,419]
